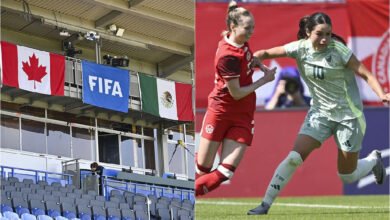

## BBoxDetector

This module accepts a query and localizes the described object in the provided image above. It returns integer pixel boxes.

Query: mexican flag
[138,73,194,121]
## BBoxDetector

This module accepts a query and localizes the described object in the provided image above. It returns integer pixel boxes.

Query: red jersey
[208,36,256,116]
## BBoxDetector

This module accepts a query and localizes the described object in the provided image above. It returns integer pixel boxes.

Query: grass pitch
[195,195,390,220]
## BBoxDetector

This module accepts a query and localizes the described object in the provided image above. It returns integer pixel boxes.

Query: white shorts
[299,108,366,152]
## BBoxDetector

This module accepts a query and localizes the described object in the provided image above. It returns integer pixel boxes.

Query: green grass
[195,196,390,220]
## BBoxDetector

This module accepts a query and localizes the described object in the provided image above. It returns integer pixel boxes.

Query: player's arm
[226,74,275,101]
[254,46,287,61]
[347,54,390,103]
[218,56,275,100]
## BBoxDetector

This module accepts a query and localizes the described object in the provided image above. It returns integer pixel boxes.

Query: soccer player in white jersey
[247,12,390,215]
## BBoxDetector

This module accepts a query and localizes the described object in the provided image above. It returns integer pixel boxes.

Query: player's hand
[262,66,277,83]
[251,57,262,69]
[380,93,390,104]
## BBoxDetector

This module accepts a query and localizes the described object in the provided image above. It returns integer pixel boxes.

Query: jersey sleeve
[217,55,241,80]
[283,40,301,59]
[333,40,353,65]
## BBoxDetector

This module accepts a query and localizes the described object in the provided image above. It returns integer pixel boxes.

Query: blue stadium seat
[8,177,20,183]
[120,209,135,220]
[12,197,30,216]
[94,196,105,202]
[1,196,13,213]
[104,201,117,209]
[21,213,37,220]
[106,207,121,220]
[61,203,77,219]
[76,205,92,220]
[30,199,46,216]
[134,210,148,220]
[54,216,68,220]
[3,211,20,220]
[157,208,170,220]
[37,215,53,220]
[22,179,34,185]
[45,202,61,218]
[91,206,106,220]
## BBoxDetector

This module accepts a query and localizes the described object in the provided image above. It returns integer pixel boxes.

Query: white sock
[262,151,303,205]
[338,153,377,184]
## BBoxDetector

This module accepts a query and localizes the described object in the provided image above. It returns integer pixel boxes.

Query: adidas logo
[270,184,280,190]
[343,140,352,147]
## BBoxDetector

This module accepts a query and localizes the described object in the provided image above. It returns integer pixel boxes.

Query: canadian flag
[1,41,65,96]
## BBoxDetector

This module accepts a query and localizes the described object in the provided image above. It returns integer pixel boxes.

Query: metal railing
[0,165,73,186]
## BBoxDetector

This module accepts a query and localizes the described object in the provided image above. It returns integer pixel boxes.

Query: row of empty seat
[1,176,194,220]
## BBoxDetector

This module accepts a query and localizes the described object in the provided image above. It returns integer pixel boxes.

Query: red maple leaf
[22,53,47,89]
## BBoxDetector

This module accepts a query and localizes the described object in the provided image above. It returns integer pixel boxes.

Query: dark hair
[91,162,98,168]
[297,12,332,39]
[223,1,252,36]
[297,12,346,45]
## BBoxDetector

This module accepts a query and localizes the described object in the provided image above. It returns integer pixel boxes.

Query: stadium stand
[0,166,195,220]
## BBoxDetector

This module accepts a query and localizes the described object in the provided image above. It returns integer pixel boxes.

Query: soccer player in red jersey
[195,1,276,196]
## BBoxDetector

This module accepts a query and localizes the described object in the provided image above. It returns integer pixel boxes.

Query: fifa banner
[82,60,129,113]
[1,41,65,96]
[196,108,389,198]
[196,1,389,108]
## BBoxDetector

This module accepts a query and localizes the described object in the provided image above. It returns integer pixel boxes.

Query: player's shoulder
[327,39,350,55]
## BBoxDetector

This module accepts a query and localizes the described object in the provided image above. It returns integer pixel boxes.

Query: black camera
[283,77,300,95]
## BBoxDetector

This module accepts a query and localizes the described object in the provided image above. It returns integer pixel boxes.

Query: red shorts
[200,110,254,146]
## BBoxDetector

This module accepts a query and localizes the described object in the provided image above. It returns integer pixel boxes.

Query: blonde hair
[222,1,252,36]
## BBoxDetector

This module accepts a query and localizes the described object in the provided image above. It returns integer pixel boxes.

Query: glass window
[73,127,95,160]
[1,115,20,150]
[168,143,183,174]
[185,134,195,144]
[21,119,45,154]
[144,140,156,170]
[120,136,135,167]
[136,140,144,168]
[143,128,156,170]
[98,132,119,164]
[186,144,195,179]
[47,123,71,157]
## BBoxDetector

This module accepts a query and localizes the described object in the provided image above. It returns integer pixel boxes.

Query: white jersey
[284,39,363,122]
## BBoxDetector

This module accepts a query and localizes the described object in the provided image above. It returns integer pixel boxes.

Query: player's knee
[286,151,303,167]
[338,170,358,184]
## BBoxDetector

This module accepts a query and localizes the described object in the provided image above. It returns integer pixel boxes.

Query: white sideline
[196,201,389,209]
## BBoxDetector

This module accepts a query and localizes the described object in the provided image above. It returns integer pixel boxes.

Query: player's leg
[247,134,320,215]
[248,109,331,215]
[335,117,385,184]
[196,118,253,196]
[196,111,225,176]
[196,137,220,176]
[195,139,247,196]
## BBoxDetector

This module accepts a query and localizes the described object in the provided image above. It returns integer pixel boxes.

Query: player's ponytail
[222,1,251,36]
[297,15,310,40]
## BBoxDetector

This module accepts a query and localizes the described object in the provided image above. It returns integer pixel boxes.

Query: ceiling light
[115,28,125,37]
[59,29,70,37]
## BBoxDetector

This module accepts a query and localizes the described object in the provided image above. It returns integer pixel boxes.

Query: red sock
[195,163,236,196]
